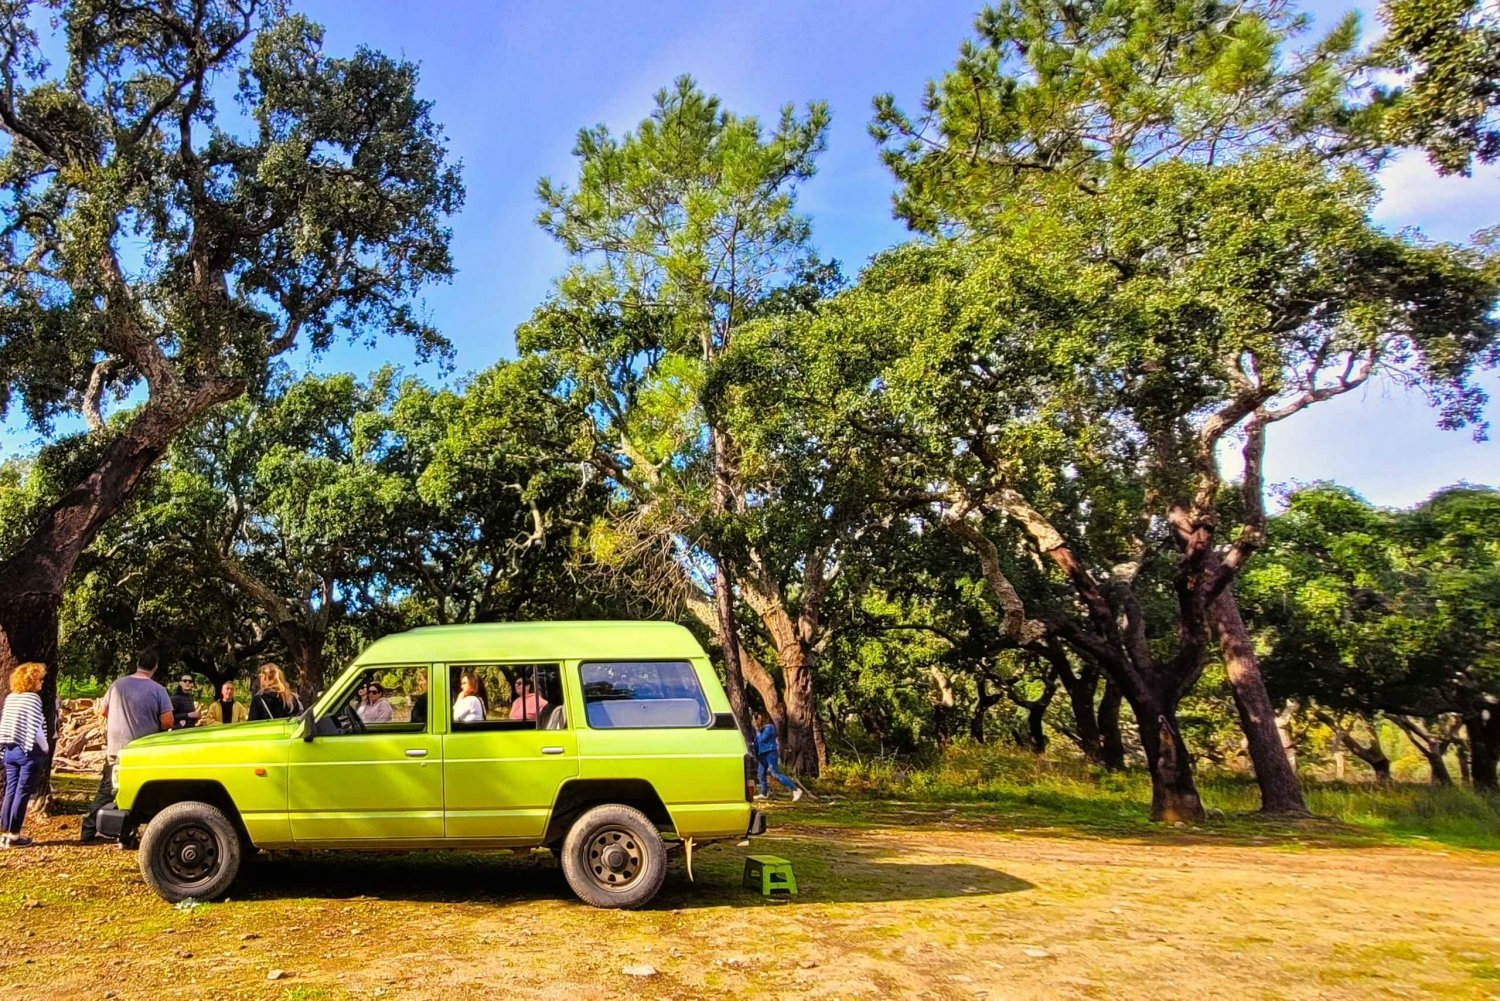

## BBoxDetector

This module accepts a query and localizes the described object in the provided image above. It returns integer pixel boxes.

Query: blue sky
[4,0,1497,506]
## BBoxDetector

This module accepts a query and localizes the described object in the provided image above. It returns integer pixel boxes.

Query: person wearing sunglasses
[170,674,202,729]
[356,679,393,724]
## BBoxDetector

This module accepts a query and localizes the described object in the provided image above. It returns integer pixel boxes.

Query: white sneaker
[792,788,805,802]
[753,793,768,801]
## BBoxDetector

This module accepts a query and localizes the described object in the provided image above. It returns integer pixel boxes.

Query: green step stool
[743,854,797,896]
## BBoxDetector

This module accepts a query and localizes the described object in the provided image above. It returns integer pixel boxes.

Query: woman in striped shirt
[0,661,49,848]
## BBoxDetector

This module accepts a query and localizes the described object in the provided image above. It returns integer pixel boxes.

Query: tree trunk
[0,591,62,813]
[1425,750,1453,787]
[1208,586,1308,815]
[1464,709,1499,791]
[1039,641,1104,763]
[741,650,787,732]
[1132,698,1204,824]
[1347,737,1392,785]
[971,675,1003,742]
[1024,702,1048,754]
[711,560,754,743]
[812,710,828,770]
[1276,702,1299,771]
[1319,712,1392,785]
[290,636,326,705]
[1098,681,1126,771]
[931,666,958,751]
[706,423,754,745]
[776,637,819,776]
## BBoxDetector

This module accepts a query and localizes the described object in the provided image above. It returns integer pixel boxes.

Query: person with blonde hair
[1,662,49,848]
[248,663,302,721]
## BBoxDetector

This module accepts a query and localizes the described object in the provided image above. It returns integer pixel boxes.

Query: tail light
[744,753,756,802]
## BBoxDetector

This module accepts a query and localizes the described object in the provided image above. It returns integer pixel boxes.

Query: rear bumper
[746,809,767,837]
[96,807,129,839]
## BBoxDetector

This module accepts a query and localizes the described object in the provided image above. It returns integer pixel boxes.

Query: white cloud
[1373,152,1500,244]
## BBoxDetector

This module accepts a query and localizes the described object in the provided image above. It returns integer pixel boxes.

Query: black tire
[138,801,243,903]
[560,804,666,909]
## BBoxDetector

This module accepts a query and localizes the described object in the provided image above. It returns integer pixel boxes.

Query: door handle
[541,746,566,755]
[405,748,428,758]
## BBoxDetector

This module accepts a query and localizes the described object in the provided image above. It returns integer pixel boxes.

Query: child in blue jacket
[752,711,804,801]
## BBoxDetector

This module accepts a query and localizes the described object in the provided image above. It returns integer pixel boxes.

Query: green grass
[812,742,1500,852]
[57,676,107,699]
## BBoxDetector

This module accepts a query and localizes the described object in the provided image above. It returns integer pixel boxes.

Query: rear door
[443,662,578,843]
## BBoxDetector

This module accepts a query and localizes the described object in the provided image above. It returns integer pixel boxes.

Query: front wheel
[561,804,666,909]
[138,801,243,903]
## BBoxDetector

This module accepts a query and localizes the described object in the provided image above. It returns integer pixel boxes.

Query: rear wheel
[138,801,243,903]
[561,804,666,908]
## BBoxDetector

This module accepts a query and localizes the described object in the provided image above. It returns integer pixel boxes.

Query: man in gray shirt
[81,648,173,842]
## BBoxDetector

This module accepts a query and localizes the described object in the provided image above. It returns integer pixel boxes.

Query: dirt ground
[2,796,1498,1001]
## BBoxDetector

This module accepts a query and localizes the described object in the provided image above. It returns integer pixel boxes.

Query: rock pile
[52,699,106,773]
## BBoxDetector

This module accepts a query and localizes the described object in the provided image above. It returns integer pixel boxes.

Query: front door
[443,663,578,843]
[288,665,442,843]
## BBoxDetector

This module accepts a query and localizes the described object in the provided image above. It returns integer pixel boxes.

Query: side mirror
[299,705,317,742]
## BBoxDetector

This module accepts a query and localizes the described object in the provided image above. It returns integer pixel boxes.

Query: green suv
[97,622,765,908]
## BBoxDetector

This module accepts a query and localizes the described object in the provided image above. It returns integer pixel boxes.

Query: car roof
[351,620,706,666]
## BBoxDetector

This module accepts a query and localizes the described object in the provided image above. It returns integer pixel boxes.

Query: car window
[450,663,565,731]
[579,661,711,728]
[316,665,430,736]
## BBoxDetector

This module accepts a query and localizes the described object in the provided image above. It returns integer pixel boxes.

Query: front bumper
[746,809,767,837]
[96,807,129,839]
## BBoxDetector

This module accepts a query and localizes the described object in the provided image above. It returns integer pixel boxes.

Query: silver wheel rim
[584,825,644,891]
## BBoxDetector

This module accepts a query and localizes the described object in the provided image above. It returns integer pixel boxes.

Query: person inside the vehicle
[411,671,428,726]
[508,669,547,721]
[358,680,393,723]
[453,669,488,724]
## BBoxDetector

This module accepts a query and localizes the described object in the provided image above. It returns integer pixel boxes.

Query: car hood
[126,718,298,749]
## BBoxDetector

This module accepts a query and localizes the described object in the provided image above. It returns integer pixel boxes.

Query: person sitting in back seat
[453,670,488,724]
[509,682,547,722]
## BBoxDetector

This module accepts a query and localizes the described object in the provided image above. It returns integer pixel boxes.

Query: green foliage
[871,0,1371,234]
[1373,0,1500,174]
[535,74,827,340]
[1242,484,1500,717]
[0,0,463,430]
[58,361,619,686]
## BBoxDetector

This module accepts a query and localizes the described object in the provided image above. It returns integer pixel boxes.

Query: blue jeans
[757,751,798,795]
[1,744,43,835]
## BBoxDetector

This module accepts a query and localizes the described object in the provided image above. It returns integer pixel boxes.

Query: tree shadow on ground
[237,833,1033,910]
